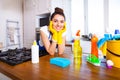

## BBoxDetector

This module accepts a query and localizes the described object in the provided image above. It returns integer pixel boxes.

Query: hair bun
[55,7,63,13]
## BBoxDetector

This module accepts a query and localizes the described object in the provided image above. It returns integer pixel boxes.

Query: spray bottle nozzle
[76,30,80,36]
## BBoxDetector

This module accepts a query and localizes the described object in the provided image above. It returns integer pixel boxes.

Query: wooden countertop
[0,52,120,80]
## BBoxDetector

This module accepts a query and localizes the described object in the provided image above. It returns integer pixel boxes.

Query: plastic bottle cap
[33,40,37,45]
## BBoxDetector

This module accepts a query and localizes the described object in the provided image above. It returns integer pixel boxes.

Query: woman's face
[52,14,65,31]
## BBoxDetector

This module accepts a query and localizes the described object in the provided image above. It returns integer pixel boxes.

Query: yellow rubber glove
[57,22,66,44]
[49,21,58,42]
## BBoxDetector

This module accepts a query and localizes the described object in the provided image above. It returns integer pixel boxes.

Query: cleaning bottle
[87,35,100,66]
[91,35,98,58]
[31,40,39,63]
[73,30,82,64]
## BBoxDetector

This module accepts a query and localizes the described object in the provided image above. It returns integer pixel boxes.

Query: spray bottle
[31,40,39,63]
[73,30,82,64]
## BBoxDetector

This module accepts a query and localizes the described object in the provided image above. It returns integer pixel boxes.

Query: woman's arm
[40,30,57,55]
[58,36,66,55]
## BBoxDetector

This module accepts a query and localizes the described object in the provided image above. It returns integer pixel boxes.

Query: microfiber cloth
[50,57,70,68]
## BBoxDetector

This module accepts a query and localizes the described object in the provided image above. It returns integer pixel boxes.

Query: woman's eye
[60,21,64,24]
[53,20,57,23]
[54,21,57,23]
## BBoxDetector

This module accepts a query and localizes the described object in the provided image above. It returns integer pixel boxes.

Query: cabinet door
[36,0,50,15]
[24,0,36,48]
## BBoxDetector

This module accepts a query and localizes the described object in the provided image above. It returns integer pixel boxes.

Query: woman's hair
[50,7,65,20]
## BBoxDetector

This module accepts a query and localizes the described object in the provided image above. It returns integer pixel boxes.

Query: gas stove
[0,48,48,66]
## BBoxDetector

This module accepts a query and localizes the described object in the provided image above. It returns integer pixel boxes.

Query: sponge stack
[50,57,70,68]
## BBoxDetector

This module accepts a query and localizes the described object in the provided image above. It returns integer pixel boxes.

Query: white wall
[71,0,84,37]
[87,0,104,37]
[108,0,120,34]
[0,0,23,50]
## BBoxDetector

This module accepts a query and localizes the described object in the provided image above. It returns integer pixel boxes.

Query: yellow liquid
[74,57,82,64]
[73,40,82,58]
[73,39,82,70]
[74,57,82,70]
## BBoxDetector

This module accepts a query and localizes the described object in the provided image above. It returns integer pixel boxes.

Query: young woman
[39,7,66,55]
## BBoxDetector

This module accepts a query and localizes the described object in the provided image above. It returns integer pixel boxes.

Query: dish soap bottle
[31,40,39,63]
[73,30,82,64]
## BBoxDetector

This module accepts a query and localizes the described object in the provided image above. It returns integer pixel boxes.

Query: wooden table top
[0,52,120,80]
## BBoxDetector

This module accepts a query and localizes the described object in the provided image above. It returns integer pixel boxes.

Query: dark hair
[50,7,65,20]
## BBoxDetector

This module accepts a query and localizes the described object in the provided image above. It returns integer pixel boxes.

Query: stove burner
[0,48,48,66]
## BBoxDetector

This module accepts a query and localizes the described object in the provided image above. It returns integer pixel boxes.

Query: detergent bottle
[73,30,82,64]
[87,35,100,66]
[31,40,39,63]
[91,35,98,58]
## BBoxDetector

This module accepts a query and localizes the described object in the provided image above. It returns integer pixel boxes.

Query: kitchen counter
[0,52,120,80]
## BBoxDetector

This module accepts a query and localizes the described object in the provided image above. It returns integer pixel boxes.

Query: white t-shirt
[39,25,66,49]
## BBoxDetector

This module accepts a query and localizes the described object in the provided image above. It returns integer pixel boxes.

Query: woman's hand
[57,22,66,44]
[49,21,58,42]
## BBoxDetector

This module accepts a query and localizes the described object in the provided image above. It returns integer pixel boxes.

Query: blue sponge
[50,57,70,68]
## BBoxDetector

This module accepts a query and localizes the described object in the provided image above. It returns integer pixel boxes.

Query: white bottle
[31,40,39,63]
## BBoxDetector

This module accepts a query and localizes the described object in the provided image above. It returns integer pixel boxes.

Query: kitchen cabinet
[23,0,36,48]
[35,0,51,15]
